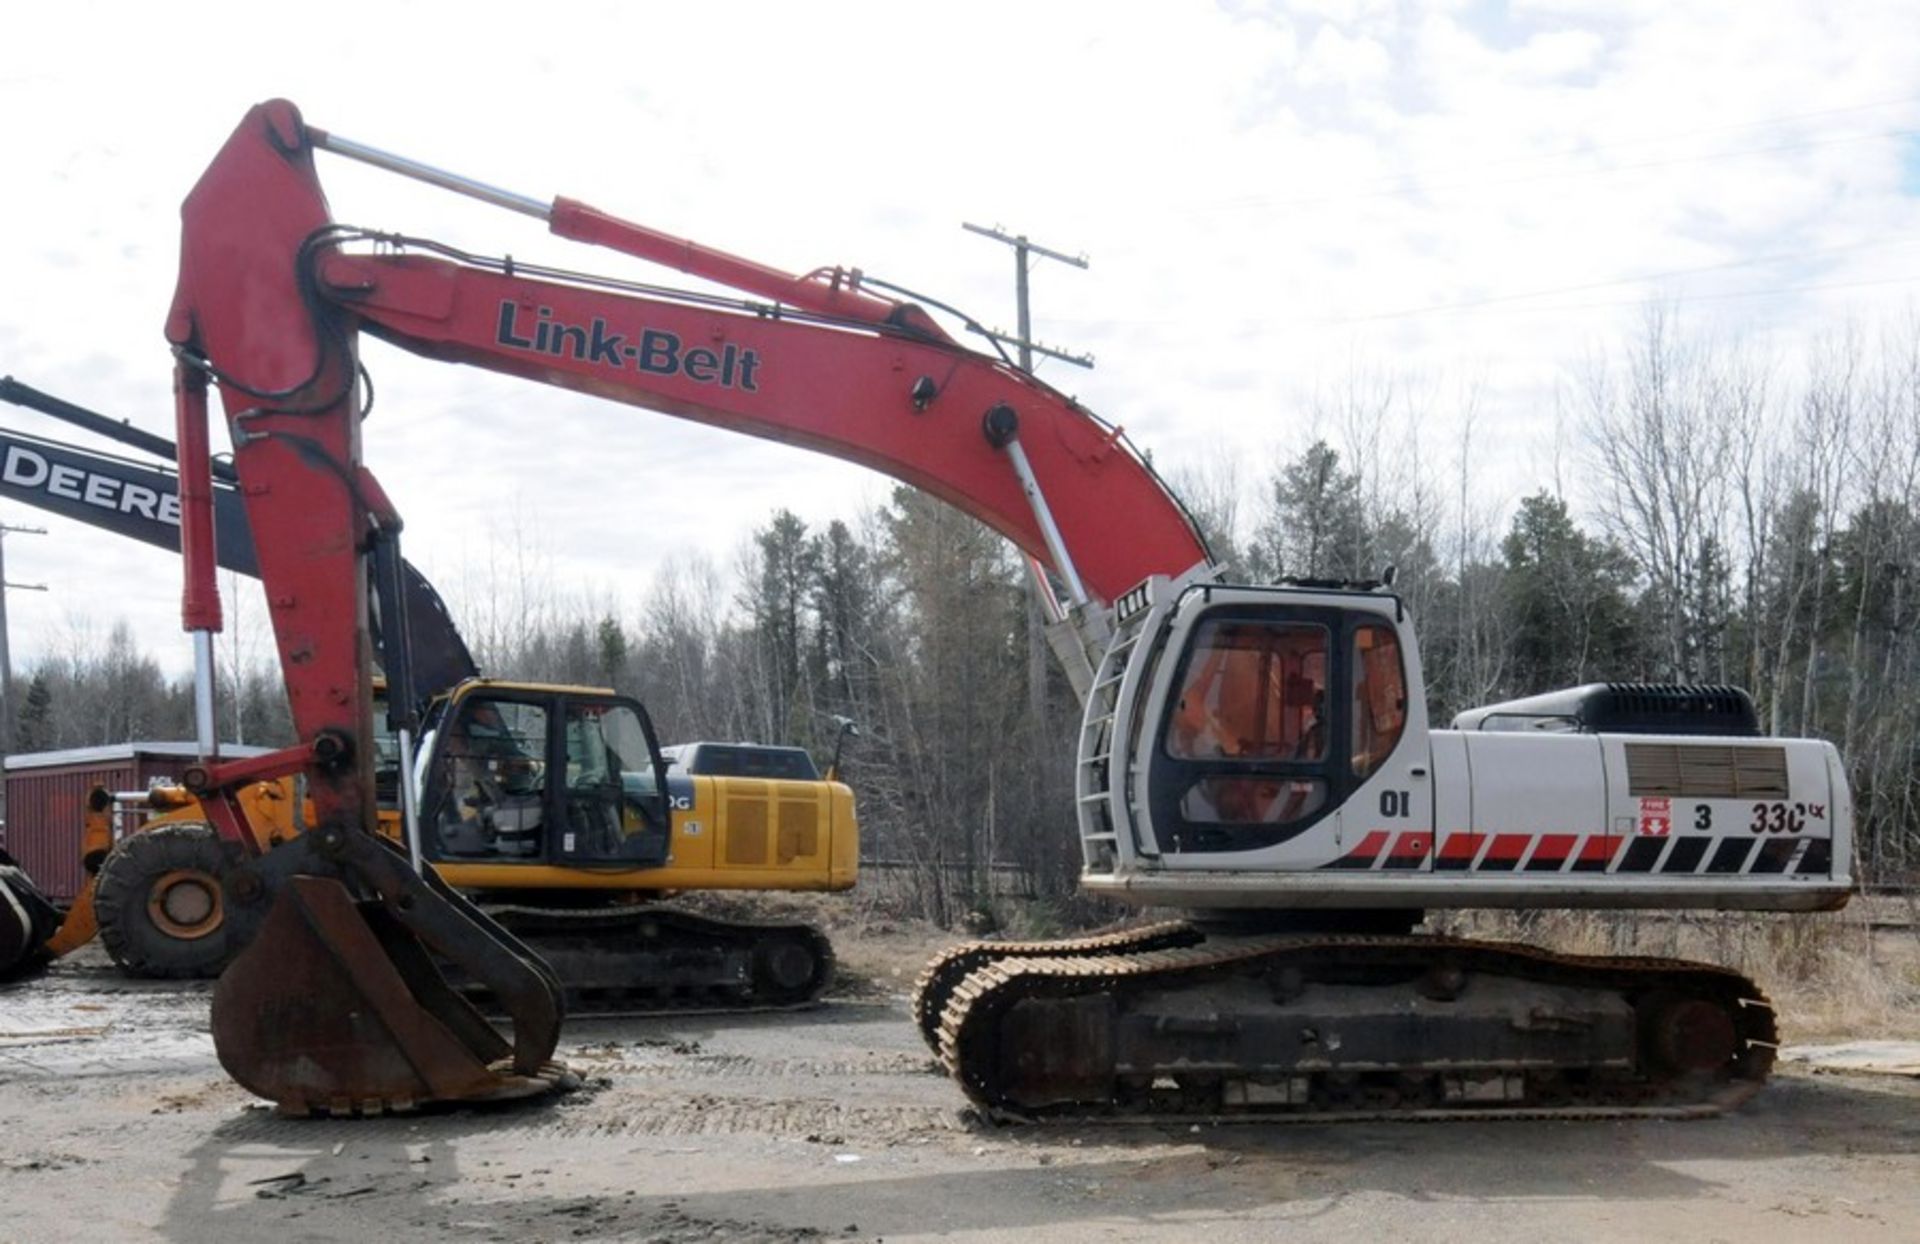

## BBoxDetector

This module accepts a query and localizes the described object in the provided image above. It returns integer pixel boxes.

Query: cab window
[430,698,548,861]
[561,702,666,862]
[1167,620,1328,763]
[1350,623,1407,778]
[1163,619,1330,831]
[1178,775,1327,826]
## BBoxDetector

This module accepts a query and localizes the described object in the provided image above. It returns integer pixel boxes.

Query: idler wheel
[1644,996,1738,1075]
[754,937,821,993]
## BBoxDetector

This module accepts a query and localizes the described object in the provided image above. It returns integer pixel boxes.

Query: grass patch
[1431,903,1920,1042]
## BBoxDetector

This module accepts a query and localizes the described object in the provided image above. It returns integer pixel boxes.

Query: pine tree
[743,510,820,743]
[14,674,50,752]
[596,614,629,691]
[1500,492,1642,693]
[1250,440,1373,582]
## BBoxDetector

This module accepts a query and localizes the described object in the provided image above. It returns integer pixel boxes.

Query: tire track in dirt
[567,1044,941,1080]
[548,1091,965,1139]
[214,1093,964,1143]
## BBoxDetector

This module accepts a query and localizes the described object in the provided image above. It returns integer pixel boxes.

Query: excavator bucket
[210,831,575,1116]
[0,850,61,981]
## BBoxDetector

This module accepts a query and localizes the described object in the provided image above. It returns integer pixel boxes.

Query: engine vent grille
[777,799,820,863]
[725,798,769,865]
[1625,743,1789,798]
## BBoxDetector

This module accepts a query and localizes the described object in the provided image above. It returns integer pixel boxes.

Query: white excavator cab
[1079,578,1428,877]
[1077,575,1851,917]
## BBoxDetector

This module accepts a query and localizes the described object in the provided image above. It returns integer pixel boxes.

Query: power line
[1467,271,1920,318]
[1212,126,1920,213]
[1226,95,1920,210]
[1045,235,1920,334]
[1039,271,1919,348]
[1329,239,1920,325]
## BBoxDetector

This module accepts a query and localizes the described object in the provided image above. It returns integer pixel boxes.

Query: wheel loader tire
[94,824,234,980]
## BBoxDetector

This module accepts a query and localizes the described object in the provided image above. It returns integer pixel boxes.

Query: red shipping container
[1,743,269,904]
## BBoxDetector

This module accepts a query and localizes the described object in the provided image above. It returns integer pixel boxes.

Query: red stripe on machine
[1530,834,1577,864]
[1485,834,1533,862]
[1387,832,1432,860]
[1336,831,1389,867]
[1438,833,1486,862]
[1577,835,1624,864]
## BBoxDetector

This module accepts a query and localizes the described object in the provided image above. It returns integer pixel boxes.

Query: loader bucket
[210,832,574,1116]
[0,852,61,981]
[42,880,98,958]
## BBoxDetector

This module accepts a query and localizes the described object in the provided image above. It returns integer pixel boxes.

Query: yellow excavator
[66,679,854,1010]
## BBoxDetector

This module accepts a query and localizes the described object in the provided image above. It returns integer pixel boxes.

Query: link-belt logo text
[496,302,761,391]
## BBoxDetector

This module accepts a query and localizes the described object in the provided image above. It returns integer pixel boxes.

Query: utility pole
[962,223,1093,819]
[960,223,1095,372]
[0,523,48,814]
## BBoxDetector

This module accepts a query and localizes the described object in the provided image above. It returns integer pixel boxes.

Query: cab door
[420,693,552,863]
[1140,598,1427,871]
[1336,618,1432,871]
[1145,605,1344,862]
[553,696,672,867]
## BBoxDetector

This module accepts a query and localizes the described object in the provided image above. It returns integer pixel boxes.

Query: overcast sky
[1,1,1917,677]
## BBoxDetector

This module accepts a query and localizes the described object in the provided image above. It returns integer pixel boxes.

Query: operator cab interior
[422,691,672,868]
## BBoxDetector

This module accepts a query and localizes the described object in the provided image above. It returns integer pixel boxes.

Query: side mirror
[827,716,861,783]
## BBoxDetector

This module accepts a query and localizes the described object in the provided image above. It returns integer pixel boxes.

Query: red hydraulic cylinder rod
[307,118,949,341]
[172,361,222,635]
[547,199,953,342]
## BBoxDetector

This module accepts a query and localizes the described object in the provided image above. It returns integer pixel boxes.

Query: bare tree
[1168,449,1247,577]
[1583,304,1745,681]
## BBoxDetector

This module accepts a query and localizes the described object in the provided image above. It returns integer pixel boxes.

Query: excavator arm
[164,105,571,1114]
[319,240,1209,610]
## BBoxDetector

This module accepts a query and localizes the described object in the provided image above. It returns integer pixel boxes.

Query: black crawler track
[463,904,836,1016]
[911,919,1202,1053]
[933,927,1777,1123]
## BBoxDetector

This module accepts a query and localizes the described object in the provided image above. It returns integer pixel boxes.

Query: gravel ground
[4,947,1920,1243]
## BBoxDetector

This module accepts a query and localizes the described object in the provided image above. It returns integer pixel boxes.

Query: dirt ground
[5,922,1920,1244]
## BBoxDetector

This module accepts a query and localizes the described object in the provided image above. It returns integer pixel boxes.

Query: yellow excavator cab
[41,675,854,1012]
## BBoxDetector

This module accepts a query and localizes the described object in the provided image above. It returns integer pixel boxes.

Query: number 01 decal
[1380,790,1412,818]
